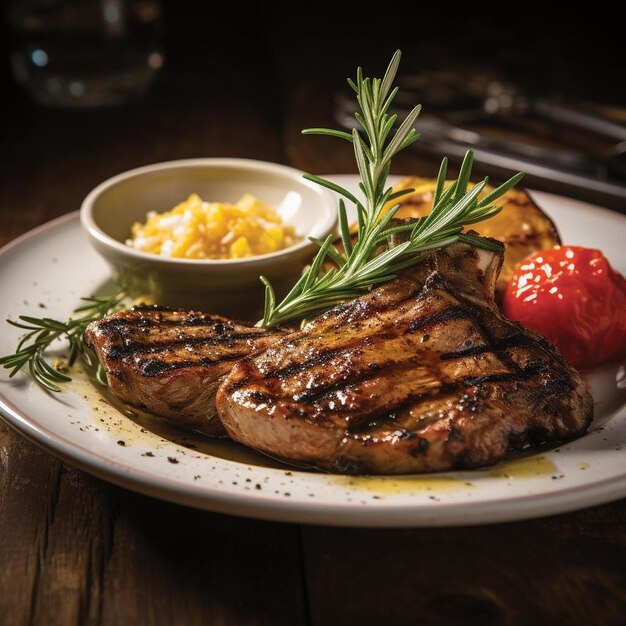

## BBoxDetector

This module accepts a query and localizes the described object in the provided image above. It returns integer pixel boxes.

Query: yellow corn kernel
[230,236,252,258]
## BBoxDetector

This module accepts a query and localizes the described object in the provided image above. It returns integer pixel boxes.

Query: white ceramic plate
[0,176,624,527]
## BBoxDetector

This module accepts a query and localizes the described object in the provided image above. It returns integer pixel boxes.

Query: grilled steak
[84,307,285,436]
[216,239,593,473]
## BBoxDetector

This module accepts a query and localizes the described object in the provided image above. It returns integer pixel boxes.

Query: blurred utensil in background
[7,0,164,108]
[334,69,626,211]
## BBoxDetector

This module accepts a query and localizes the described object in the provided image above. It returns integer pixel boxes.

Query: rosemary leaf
[256,50,523,328]
[0,290,126,392]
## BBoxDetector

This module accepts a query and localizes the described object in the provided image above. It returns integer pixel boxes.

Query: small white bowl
[80,158,337,319]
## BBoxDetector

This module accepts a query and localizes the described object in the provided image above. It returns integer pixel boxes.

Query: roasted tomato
[502,246,626,369]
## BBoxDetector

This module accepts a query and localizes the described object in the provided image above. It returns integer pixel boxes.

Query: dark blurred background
[2,4,626,225]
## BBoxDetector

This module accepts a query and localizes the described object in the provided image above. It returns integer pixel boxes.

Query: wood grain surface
[1,18,625,626]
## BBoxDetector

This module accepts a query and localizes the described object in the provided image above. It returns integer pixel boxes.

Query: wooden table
[1,22,625,626]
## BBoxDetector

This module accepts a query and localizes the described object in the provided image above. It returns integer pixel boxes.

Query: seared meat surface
[217,240,593,473]
[84,307,285,436]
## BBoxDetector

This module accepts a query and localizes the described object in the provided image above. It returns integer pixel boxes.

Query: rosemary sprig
[0,292,125,392]
[258,51,523,327]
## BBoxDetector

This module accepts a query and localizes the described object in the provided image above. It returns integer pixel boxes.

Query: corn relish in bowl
[127,193,301,260]
[80,159,336,317]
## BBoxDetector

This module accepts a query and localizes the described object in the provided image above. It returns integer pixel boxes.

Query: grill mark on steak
[405,305,471,333]
[440,344,490,360]
[345,385,460,435]
[439,330,538,361]
[453,290,526,376]
[136,351,253,376]
[461,361,549,386]
[290,359,422,404]
[105,332,267,360]
[271,347,350,381]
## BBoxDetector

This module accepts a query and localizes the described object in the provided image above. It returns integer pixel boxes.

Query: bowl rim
[80,158,338,267]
